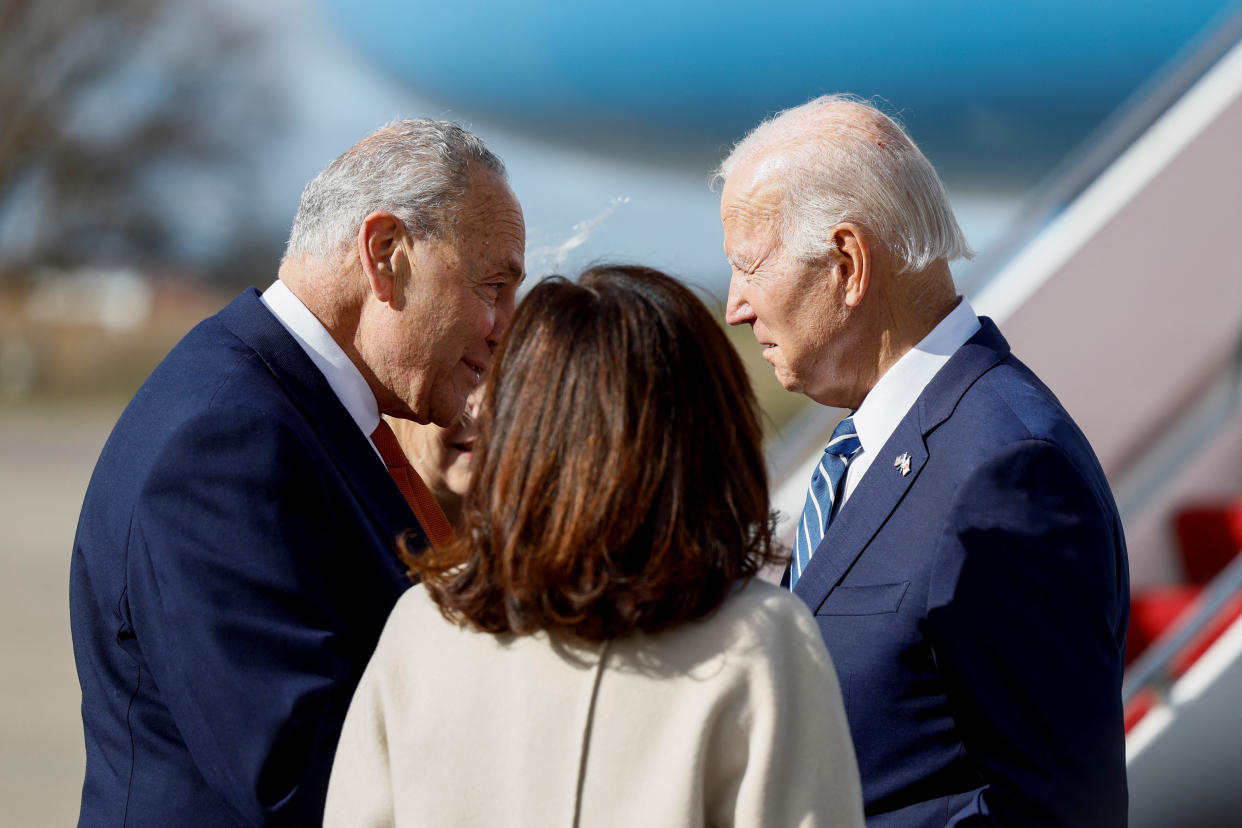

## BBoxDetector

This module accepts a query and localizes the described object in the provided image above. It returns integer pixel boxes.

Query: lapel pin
[894,452,912,476]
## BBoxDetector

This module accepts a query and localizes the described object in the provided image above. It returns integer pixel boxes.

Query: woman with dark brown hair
[325,265,863,827]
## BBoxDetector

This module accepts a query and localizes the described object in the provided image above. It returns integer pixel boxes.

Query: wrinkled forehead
[721,156,788,231]
[459,167,523,225]
[453,171,527,273]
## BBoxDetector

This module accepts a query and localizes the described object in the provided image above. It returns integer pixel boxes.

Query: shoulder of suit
[949,358,1079,442]
[646,579,820,661]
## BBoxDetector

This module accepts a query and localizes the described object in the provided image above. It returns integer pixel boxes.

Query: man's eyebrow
[726,253,751,271]
[506,259,526,283]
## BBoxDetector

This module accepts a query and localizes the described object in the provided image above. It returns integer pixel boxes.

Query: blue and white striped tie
[791,416,861,590]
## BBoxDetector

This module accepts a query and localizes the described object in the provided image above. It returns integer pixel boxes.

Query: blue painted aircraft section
[325,0,1238,179]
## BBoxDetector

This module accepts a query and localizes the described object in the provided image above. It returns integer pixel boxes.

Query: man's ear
[358,211,404,304]
[831,223,870,308]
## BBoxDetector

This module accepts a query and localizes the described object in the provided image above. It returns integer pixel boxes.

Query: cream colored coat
[325,580,864,827]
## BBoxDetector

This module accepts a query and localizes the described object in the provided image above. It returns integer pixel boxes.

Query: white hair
[715,94,972,272]
[284,118,507,261]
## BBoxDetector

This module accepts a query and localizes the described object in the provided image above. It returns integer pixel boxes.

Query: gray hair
[715,94,972,272]
[284,118,507,260]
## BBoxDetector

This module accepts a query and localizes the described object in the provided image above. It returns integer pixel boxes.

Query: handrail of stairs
[1122,551,1242,706]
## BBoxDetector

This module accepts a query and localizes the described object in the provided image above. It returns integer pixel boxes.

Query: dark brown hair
[403,264,782,641]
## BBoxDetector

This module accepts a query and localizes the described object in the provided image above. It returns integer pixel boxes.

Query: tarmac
[1,401,121,826]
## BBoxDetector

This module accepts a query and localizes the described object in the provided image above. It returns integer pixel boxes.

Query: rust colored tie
[370,419,455,551]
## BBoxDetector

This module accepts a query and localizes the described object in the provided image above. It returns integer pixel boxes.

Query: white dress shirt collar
[843,297,981,501]
[260,279,381,441]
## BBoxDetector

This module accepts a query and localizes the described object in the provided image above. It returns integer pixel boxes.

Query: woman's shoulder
[375,583,470,657]
[619,578,824,668]
[699,579,837,685]
[716,578,819,632]
[382,584,564,660]
[388,582,438,624]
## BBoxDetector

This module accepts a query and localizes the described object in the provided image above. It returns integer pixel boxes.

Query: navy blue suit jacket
[70,289,419,826]
[791,318,1129,826]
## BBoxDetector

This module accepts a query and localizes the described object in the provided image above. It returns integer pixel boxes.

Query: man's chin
[383,402,428,426]
[427,392,470,429]
[778,371,830,404]
[773,367,802,394]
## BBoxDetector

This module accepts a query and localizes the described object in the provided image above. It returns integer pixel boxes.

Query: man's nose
[488,293,516,351]
[724,280,753,326]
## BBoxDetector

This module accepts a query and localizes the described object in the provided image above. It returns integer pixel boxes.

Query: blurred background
[3,0,1241,824]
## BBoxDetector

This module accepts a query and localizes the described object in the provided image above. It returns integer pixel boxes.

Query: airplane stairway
[1123,500,1242,827]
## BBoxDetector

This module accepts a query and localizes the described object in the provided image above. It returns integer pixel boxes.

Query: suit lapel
[216,289,427,571]
[793,418,926,610]
[793,317,1011,612]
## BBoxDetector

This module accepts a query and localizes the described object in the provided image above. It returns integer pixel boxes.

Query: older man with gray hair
[71,119,525,826]
[719,95,1128,826]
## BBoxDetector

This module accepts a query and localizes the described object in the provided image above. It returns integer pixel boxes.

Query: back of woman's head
[406,264,781,641]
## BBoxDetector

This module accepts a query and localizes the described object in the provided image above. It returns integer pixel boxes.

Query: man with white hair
[71,119,525,825]
[718,95,1128,826]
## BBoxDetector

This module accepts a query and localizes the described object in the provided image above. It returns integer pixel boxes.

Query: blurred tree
[0,0,284,280]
